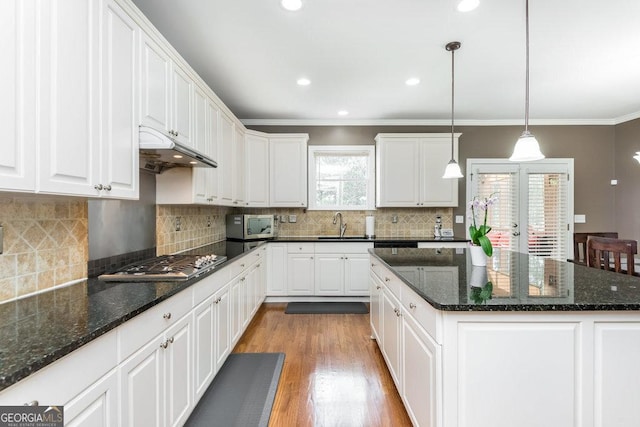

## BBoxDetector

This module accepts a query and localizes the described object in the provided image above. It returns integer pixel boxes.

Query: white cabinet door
[64,369,118,427]
[214,285,231,372]
[1,0,36,192]
[245,133,270,207]
[193,296,215,402]
[269,135,308,207]
[315,254,344,295]
[344,254,371,296]
[164,314,192,427]
[376,137,420,207]
[192,85,210,204]
[230,275,246,345]
[419,138,457,206]
[171,63,193,147]
[120,335,164,427]
[402,311,440,427]
[140,32,171,133]
[99,0,138,199]
[219,112,234,205]
[204,97,220,203]
[37,0,100,196]
[233,126,246,206]
[267,243,288,296]
[370,273,383,342]
[287,254,315,295]
[381,286,402,389]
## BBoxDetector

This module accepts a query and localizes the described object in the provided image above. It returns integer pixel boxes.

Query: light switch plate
[574,214,586,223]
[455,215,464,224]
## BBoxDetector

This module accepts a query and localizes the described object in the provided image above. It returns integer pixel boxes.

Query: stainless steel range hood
[139,126,217,174]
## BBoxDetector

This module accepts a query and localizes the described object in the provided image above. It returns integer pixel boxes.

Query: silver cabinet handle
[160,340,169,349]
[385,277,390,282]
[163,313,172,320]
[168,336,174,344]
[104,184,112,191]
[376,286,381,290]
[241,277,246,281]
[409,303,416,309]
[94,184,103,191]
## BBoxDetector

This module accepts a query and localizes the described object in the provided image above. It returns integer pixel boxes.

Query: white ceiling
[131,0,640,125]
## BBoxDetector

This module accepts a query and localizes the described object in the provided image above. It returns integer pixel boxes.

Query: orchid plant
[468,193,498,257]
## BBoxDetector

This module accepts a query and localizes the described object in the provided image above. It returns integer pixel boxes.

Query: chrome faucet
[333,212,347,238]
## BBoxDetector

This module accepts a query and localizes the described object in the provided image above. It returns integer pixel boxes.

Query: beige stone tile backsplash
[156,205,232,255]
[244,207,454,238]
[0,196,88,303]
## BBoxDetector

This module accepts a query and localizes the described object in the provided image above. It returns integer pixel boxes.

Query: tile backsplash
[0,196,88,302]
[156,205,232,255]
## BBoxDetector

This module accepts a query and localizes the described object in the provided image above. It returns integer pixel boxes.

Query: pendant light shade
[509,0,545,162]
[443,41,463,179]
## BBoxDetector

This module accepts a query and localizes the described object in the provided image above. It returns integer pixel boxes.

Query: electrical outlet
[0,225,3,254]
[392,215,398,223]
[207,216,211,227]
[455,215,464,224]
[175,217,181,231]
[279,215,288,223]
[289,215,297,223]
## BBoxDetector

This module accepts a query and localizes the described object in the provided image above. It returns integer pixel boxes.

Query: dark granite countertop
[370,247,640,312]
[0,240,263,393]
[273,236,469,243]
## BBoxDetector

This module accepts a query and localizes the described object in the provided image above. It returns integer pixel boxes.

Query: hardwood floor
[233,303,413,427]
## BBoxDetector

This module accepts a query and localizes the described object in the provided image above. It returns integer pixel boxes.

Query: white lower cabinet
[287,244,315,296]
[267,243,288,296]
[381,285,402,389]
[64,369,119,427]
[120,312,192,427]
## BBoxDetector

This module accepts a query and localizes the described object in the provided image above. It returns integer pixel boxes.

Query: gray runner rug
[185,352,285,427]
[285,301,369,314]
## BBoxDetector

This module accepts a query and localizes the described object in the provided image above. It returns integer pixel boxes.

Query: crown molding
[613,111,640,125]
[241,117,624,127]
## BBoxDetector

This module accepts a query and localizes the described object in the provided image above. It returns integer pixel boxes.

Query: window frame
[307,145,376,211]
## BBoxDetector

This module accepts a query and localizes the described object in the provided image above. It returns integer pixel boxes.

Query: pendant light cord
[524,0,530,133]
[450,45,455,159]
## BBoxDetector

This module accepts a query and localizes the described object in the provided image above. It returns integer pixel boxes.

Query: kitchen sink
[317,236,368,240]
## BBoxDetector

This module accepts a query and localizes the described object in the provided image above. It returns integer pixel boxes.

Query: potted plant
[468,194,498,266]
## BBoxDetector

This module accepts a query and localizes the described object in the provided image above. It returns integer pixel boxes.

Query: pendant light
[509,0,545,162]
[443,41,464,179]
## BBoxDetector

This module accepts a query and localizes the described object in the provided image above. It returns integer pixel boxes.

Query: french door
[466,159,574,300]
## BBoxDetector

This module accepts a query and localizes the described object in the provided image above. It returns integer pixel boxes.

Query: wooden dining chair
[573,232,618,265]
[586,236,637,275]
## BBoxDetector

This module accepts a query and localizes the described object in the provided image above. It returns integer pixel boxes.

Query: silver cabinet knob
[168,336,174,344]
[160,340,169,349]
[163,312,172,320]
[409,303,416,309]
[94,184,103,191]
[24,401,39,406]
[104,184,112,191]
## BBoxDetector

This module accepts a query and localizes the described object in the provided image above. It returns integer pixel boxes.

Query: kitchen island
[369,247,640,427]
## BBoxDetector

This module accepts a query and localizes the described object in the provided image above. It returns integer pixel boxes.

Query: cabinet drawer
[371,259,401,296]
[192,268,230,304]
[402,286,440,343]
[225,255,254,279]
[287,243,315,253]
[0,330,117,406]
[315,242,373,254]
[118,288,193,360]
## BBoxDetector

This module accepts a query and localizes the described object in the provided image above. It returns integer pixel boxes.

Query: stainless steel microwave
[226,214,276,240]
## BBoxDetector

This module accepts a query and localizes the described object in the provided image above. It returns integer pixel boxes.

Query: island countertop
[369,247,640,311]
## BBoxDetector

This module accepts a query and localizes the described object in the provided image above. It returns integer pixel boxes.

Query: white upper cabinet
[245,131,269,207]
[140,32,170,133]
[269,134,309,207]
[218,112,234,205]
[232,126,246,206]
[1,0,36,192]
[99,0,139,199]
[37,0,139,198]
[171,63,194,147]
[376,133,459,207]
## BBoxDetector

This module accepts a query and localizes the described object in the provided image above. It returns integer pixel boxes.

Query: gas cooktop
[98,254,227,282]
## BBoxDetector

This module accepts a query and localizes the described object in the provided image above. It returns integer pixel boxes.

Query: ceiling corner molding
[241,118,619,127]
[613,111,640,125]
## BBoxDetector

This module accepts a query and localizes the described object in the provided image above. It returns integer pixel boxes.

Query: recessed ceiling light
[338,110,349,116]
[173,154,183,159]
[297,77,311,86]
[281,0,302,11]
[405,77,420,86]
[457,0,479,12]
[189,161,198,165]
